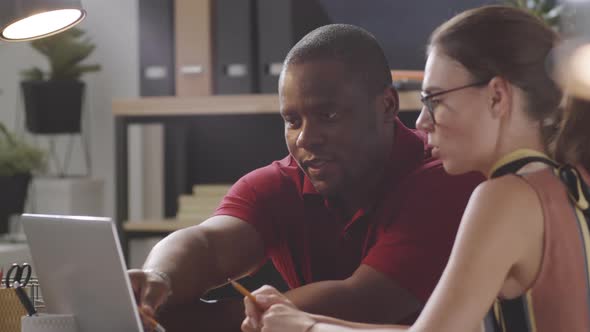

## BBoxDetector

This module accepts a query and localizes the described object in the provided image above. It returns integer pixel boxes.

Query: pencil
[228,278,261,309]
[138,306,166,332]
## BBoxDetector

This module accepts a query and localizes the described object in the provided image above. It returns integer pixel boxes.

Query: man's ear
[488,77,512,119]
[383,86,399,122]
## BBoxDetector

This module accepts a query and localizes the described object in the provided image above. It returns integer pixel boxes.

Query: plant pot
[0,173,31,233]
[21,80,85,134]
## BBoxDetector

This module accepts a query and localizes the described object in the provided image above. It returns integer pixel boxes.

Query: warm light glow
[571,44,590,84]
[1,9,84,40]
[567,44,590,99]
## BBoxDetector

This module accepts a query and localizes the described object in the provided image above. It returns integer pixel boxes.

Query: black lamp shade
[0,0,86,41]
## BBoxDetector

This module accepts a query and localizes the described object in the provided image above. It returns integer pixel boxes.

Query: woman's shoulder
[450,174,545,284]
[473,174,539,207]
[463,174,543,236]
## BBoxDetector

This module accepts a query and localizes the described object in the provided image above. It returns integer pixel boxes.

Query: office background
[1,0,507,266]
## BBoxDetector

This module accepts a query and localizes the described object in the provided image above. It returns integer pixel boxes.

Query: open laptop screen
[21,214,143,332]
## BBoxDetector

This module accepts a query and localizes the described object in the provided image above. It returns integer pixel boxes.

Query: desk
[113,93,421,257]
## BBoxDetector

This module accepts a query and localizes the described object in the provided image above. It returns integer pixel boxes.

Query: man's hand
[242,285,298,332]
[128,269,172,318]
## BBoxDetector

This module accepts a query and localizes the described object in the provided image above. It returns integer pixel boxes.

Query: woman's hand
[242,285,313,332]
[260,303,318,332]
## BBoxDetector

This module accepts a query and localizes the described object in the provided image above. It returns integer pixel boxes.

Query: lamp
[555,0,590,100]
[0,0,86,42]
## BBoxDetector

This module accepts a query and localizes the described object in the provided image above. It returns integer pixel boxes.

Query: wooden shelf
[112,91,422,117]
[391,70,424,81]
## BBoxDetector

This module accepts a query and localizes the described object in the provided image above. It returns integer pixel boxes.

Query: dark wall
[318,0,498,70]
[186,114,287,185]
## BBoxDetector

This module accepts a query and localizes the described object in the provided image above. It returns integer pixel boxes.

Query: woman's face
[416,49,497,175]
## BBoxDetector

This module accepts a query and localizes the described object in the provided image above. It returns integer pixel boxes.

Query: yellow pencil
[228,278,261,309]
[138,306,166,332]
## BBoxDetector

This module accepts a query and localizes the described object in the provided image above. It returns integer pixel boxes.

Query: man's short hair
[283,24,392,97]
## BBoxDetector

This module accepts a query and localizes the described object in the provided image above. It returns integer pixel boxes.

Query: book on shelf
[176,183,233,221]
[176,212,212,221]
[178,195,225,208]
[192,184,232,196]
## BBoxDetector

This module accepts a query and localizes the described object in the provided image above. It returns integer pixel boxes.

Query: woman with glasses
[240,5,590,332]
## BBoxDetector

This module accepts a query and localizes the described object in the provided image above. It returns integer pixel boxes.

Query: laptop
[21,214,144,332]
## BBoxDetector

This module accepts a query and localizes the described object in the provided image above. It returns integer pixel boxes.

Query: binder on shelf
[213,0,256,94]
[256,0,331,93]
[139,0,175,97]
[175,0,213,96]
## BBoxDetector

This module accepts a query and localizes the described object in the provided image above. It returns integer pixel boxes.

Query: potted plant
[505,0,563,30]
[20,27,101,134]
[0,123,46,233]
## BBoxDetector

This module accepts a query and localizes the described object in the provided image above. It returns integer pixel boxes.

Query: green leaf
[20,67,44,81]
[0,123,46,176]
[504,0,562,30]
[21,27,100,82]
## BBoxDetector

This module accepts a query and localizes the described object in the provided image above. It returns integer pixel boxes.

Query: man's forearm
[285,280,360,320]
[312,323,408,332]
[142,216,266,305]
[143,226,219,303]
[284,268,420,325]
[311,314,409,332]
[285,280,415,324]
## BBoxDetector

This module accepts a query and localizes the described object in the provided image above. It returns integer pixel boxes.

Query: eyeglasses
[420,80,490,124]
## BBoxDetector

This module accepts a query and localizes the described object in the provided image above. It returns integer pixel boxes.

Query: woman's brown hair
[428,5,563,148]
[555,97,590,172]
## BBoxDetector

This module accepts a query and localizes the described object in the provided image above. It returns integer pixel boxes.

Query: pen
[12,281,37,316]
[138,306,166,332]
[228,278,261,309]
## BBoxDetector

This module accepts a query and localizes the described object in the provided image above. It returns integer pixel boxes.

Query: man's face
[279,60,386,197]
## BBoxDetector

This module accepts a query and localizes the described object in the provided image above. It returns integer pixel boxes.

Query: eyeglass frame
[420,79,491,124]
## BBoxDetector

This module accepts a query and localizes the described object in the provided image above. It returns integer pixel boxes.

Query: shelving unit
[113,91,422,257]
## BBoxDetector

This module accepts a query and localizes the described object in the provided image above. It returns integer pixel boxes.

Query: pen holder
[21,314,77,332]
[0,288,28,332]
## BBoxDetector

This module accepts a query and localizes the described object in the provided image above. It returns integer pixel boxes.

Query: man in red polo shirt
[129,24,482,330]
